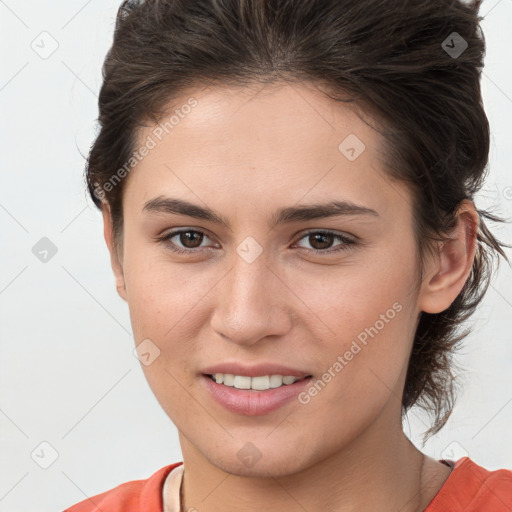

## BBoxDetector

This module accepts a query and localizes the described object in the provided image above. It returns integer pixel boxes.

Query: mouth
[203,373,313,391]
[199,362,314,415]
[201,372,314,415]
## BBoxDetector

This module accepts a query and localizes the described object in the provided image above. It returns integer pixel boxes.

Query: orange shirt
[63,457,512,511]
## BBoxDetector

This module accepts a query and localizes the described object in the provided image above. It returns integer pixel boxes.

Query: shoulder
[62,462,183,512]
[426,457,512,511]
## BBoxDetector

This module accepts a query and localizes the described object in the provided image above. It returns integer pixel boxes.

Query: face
[106,81,431,477]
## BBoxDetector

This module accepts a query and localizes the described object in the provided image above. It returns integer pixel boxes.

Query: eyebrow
[142,196,380,229]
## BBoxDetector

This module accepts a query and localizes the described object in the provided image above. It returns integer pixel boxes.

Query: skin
[102,80,478,511]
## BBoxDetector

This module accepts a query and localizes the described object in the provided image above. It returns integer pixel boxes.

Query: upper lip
[201,362,312,378]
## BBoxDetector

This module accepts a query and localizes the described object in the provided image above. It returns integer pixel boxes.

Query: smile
[202,374,314,415]
[208,373,311,391]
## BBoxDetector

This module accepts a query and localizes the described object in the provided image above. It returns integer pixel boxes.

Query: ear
[102,204,127,302]
[418,199,479,314]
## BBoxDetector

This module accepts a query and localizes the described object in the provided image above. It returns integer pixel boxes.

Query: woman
[64,0,512,510]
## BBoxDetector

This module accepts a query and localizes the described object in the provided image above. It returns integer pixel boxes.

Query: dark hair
[85,0,511,441]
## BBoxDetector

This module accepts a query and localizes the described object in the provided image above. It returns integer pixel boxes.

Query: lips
[199,362,314,415]
[201,362,312,379]
[201,373,313,415]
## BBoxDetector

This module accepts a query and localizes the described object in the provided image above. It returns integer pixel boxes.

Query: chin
[202,442,313,479]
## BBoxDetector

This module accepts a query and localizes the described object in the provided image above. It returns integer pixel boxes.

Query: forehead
[140,80,377,155]
[124,81,411,222]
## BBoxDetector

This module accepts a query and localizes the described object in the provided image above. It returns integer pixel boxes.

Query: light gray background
[1,1,511,511]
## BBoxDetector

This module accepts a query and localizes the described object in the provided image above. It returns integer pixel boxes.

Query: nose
[209,251,294,346]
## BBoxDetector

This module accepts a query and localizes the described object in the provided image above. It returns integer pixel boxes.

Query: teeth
[211,373,306,390]
[269,375,283,388]
[233,375,251,389]
[250,375,269,390]
[222,374,234,386]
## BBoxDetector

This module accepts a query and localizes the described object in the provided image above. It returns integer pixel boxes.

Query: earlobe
[102,204,128,302]
[418,200,479,314]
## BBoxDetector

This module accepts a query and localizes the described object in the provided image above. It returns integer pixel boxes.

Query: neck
[176,410,441,512]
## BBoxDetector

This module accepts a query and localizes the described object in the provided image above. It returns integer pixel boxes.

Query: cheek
[291,252,414,338]
[123,257,202,422]
[295,297,414,443]
[122,235,205,340]
[122,246,216,413]
[295,253,417,400]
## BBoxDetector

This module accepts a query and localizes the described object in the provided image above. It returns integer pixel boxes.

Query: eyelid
[297,228,356,243]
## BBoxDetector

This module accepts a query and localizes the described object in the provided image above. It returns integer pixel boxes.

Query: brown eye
[157,229,214,254]
[307,232,335,250]
[156,228,356,256]
[176,230,204,249]
[295,230,356,254]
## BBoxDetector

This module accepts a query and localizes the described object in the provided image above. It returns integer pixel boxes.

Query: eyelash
[155,228,357,256]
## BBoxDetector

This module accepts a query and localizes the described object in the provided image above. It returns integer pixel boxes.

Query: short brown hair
[85,0,511,441]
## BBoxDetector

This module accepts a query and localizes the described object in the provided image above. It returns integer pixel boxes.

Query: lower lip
[201,374,313,416]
